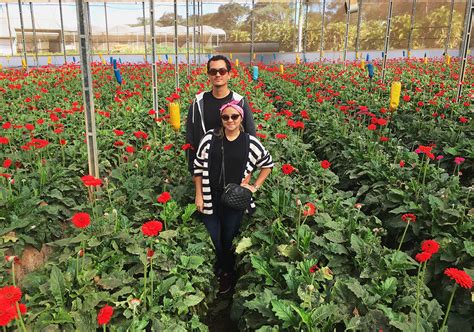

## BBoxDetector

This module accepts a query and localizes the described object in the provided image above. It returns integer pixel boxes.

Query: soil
[206,289,239,332]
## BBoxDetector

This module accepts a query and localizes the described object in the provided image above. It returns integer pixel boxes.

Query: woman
[193,100,273,294]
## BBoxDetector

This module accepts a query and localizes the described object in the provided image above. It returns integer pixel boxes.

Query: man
[185,55,256,175]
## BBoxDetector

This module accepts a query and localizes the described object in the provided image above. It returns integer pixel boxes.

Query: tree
[156,12,185,27]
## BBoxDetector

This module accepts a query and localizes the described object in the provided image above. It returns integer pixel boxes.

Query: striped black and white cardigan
[194,130,274,215]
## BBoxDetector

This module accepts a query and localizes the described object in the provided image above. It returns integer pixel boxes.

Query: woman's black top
[209,131,247,193]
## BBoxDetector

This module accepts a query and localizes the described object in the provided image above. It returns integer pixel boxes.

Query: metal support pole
[343,3,350,62]
[200,0,203,62]
[149,0,159,117]
[86,2,93,56]
[197,0,200,64]
[460,0,470,55]
[29,2,38,67]
[142,2,147,60]
[6,3,14,56]
[381,0,393,83]
[297,0,304,53]
[193,0,196,64]
[303,0,309,60]
[292,0,298,52]
[456,0,473,103]
[186,0,190,76]
[173,0,179,90]
[250,0,255,65]
[18,0,28,69]
[319,0,325,61]
[445,0,455,54]
[355,0,362,57]
[104,2,110,55]
[407,0,416,56]
[76,0,99,178]
[59,0,67,64]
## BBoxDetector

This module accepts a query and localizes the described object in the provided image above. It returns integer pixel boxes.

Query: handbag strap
[220,138,226,188]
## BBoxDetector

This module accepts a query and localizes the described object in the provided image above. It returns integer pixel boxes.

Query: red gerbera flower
[157,191,171,204]
[401,213,416,223]
[275,133,287,139]
[3,159,12,168]
[113,129,124,136]
[444,268,472,289]
[97,304,114,325]
[81,175,103,187]
[421,239,440,254]
[141,220,163,237]
[282,163,296,175]
[309,264,319,273]
[303,202,316,216]
[367,124,377,131]
[0,286,22,306]
[0,305,16,327]
[415,252,432,263]
[71,212,91,229]
[134,131,148,139]
[320,160,331,169]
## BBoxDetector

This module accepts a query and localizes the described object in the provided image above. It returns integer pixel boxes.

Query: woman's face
[221,107,242,131]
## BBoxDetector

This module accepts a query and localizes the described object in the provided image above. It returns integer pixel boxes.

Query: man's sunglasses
[221,114,241,121]
[208,68,228,76]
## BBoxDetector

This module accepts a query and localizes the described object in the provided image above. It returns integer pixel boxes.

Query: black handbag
[219,137,252,210]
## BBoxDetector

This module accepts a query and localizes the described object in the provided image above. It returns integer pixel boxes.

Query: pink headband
[219,100,244,119]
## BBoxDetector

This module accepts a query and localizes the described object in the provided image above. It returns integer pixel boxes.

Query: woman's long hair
[216,124,244,138]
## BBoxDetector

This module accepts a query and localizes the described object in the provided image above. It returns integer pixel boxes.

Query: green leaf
[311,304,338,324]
[271,299,299,328]
[183,292,205,307]
[291,304,311,326]
[50,266,65,306]
[350,234,365,256]
[375,277,398,299]
[160,230,178,241]
[236,237,253,254]
[277,244,303,261]
[251,255,276,285]
[180,255,205,269]
[346,279,370,302]
[49,233,89,247]
[244,289,276,318]
[324,231,345,244]
[464,241,474,257]
[181,204,196,223]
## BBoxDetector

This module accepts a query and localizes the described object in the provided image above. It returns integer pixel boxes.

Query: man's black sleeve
[241,97,256,136]
[185,101,197,175]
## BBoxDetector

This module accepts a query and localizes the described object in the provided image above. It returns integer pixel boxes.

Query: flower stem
[440,284,457,330]
[142,259,148,308]
[415,263,422,331]
[12,260,16,286]
[15,302,28,332]
[103,324,106,332]
[397,221,411,251]
[150,243,154,304]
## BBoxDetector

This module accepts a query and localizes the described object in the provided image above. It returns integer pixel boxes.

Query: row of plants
[0,62,220,330]
[227,59,472,330]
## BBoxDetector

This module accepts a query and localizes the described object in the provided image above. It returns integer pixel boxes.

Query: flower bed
[0,58,472,330]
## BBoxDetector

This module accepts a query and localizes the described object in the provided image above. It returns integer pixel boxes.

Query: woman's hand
[195,193,204,213]
[241,183,257,193]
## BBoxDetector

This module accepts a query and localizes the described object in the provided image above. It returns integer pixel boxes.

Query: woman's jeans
[202,192,244,273]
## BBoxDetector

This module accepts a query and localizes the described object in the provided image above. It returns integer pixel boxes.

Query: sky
[0,2,224,31]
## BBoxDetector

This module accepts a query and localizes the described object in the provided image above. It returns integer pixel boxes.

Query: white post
[76,0,99,178]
